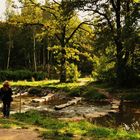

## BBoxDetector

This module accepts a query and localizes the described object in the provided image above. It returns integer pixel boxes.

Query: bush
[13,70,32,81]
[33,72,47,81]
[66,63,80,82]
[92,56,116,83]
[0,70,13,81]
[93,69,116,83]
[0,70,47,81]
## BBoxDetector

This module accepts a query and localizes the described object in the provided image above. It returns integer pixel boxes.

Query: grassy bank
[0,78,140,101]
[0,78,91,89]
[0,110,139,140]
[0,78,107,100]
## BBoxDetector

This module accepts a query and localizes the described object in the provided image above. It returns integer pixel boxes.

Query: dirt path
[0,128,42,140]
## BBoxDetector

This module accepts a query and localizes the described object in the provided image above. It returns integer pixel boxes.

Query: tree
[23,0,90,82]
[5,0,15,69]
[76,0,140,86]
[10,0,44,71]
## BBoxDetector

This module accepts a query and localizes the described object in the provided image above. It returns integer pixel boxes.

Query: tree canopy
[0,0,139,86]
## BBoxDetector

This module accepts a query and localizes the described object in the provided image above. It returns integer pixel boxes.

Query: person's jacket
[0,87,13,102]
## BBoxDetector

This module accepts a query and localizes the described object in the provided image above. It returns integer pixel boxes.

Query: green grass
[10,110,140,140]
[0,78,91,89]
[0,116,25,128]
[0,109,139,139]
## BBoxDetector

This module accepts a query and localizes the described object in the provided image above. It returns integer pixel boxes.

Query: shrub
[13,70,32,81]
[0,70,13,81]
[66,63,80,82]
[0,70,47,81]
[92,56,116,83]
[33,72,47,81]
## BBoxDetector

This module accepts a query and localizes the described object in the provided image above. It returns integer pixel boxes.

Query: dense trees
[76,0,140,86]
[0,0,139,86]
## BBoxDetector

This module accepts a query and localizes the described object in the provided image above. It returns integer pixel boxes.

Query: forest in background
[0,0,139,87]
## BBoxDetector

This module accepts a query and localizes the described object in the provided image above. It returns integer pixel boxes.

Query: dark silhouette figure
[0,81,13,118]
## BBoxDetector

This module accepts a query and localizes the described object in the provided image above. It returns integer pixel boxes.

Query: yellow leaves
[20,2,43,23]
[48,45,61,51]
[133,0,140,2]
[65,47,80,60]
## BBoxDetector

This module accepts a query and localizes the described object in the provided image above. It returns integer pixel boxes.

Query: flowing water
[2,94,139,130]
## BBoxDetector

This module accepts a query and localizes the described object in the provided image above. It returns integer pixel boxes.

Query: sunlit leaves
[133,0,140,3]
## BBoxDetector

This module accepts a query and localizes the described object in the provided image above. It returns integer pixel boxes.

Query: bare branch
[52,0,61,6]
[12,21,44,27]
[93,10,114,33]
[55,33,61,42]
[66,21,91,44]
[79,26,91,34]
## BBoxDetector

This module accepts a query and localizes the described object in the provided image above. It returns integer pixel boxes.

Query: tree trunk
[116,43,125,86]
[47,48,50,78]
[42,44,46,70]
[60,47,66,82]
[7,44,11,70]
[60,26,67,83]
[7,34,13,70]
[115,0,126,86]
[33,28,37,72]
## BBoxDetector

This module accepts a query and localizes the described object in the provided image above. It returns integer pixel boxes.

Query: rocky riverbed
[0,86,139,130]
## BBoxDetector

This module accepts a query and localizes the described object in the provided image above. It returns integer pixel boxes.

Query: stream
[6,93,139,130]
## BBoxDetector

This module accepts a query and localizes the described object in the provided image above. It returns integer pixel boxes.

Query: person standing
[0,81,13,118]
